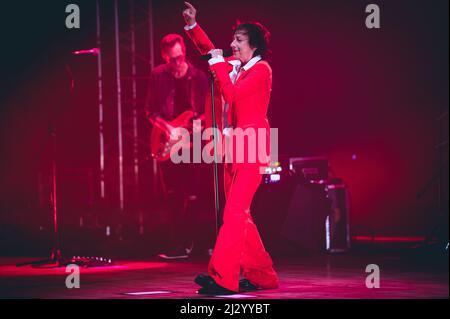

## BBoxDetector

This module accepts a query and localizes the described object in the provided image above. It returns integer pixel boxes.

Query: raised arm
[183,2,215,55]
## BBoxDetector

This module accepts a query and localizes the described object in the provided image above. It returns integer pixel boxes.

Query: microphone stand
[16,112,64,268]
[201,50,233,240]
[16,63,74,268]
[17,60,112,268]
[209,72,221,237]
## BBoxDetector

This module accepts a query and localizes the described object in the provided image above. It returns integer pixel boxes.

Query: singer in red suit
[183,2,278,294]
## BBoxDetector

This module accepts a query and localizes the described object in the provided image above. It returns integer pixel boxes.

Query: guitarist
[145,33,208,260]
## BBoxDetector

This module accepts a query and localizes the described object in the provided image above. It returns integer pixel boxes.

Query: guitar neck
[148,115,173,134]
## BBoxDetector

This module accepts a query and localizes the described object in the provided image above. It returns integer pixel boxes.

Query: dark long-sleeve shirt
[145,62,208,121]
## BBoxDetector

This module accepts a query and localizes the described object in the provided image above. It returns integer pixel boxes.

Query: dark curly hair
[233,21,271,58]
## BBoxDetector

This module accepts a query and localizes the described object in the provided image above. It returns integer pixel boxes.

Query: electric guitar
[147,110,196,162]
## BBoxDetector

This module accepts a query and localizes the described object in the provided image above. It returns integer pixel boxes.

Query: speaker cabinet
[325,184,351,253]
[282,183,331,253]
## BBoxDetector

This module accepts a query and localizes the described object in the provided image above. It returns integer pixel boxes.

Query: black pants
[159,161,201,248]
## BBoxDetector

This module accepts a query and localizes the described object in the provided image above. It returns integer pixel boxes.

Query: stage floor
[0,250,447,299]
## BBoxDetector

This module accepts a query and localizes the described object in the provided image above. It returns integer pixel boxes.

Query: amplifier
[289,156,329,182]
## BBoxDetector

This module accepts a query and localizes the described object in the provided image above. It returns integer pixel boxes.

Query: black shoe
[197,286,236,295]
[239,279,258,292]
[194,274,236,295]
[194,274,214,287]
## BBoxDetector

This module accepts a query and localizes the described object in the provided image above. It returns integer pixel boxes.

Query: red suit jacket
[185,24,272,168]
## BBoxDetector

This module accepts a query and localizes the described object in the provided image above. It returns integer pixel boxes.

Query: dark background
[0,0,448,256]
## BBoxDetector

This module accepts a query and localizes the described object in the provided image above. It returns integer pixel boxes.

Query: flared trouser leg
[208,164,278,292]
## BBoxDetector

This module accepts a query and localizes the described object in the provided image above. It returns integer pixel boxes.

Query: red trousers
[207,163,279,292]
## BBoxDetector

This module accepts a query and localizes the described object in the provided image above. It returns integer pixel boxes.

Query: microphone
[200,48,233,61]
[72,48,100,55]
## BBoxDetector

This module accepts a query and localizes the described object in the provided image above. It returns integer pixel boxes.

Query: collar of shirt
[227,55,262,71]
[227,55,262,84]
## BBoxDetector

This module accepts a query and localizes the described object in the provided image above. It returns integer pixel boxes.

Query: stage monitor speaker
[281,183,331,253]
